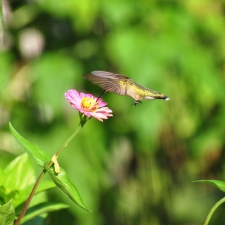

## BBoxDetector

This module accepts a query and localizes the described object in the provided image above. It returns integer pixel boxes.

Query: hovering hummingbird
[83,71,169,106]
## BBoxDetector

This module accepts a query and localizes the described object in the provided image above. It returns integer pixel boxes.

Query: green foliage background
[1,0,225,224]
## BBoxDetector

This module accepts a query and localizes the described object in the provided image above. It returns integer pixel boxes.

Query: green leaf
[21,216,45,225]
[0,166,5,186]
[0,200,15,225]
[44,165,91,212]
[9,123,51,168]
[21,202,69,224]
[0,166,6,199]
[4,154,36,193]
[13,180,56,208]
[193,180,225,192]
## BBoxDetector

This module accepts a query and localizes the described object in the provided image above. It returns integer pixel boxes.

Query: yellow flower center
[81,97,98,112]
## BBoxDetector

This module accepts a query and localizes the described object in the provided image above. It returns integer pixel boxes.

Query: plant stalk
[203,196,225,225]
[14,170,46,225]
[14,120,86,225]
[55,121,85,157]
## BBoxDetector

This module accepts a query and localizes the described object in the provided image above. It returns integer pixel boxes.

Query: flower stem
[203,197,225,225]
[55,120,86,157]
[14,120,86,225]
[14,170,46,225]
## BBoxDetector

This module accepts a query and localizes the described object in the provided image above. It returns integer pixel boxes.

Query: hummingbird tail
[162,96,169,100]
[155,95,169,100]
[145,94,169,101]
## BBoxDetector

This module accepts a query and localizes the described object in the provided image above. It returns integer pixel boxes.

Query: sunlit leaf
[44,165,90,211]
[4,154,36,192]
[0,166,6,188]
[0,200,15,225]
[193,180,225,192]
[0,166,6,203]
[9,123,50,168]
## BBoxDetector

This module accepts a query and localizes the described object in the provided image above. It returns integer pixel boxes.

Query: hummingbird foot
[132,100,142,106]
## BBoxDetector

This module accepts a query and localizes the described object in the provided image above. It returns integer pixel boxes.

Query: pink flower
[65,90,113,122]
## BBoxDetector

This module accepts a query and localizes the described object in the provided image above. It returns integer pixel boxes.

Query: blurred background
[0,0,225,224]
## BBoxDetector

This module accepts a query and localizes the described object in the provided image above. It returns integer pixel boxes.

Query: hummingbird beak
[96,90,106,102]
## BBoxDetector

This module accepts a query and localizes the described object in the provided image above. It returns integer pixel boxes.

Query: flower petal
[65,89,113,122]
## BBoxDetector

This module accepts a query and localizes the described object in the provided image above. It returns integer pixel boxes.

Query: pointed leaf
[44,165,91,211]
[193,180,225,192]
[9,123,50,168]
[21,202,68,224]
[0,200,15,225]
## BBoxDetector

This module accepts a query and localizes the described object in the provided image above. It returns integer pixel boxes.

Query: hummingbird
[83,71,169,106]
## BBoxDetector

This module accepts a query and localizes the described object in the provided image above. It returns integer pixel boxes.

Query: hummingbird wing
[83,71,130,96]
